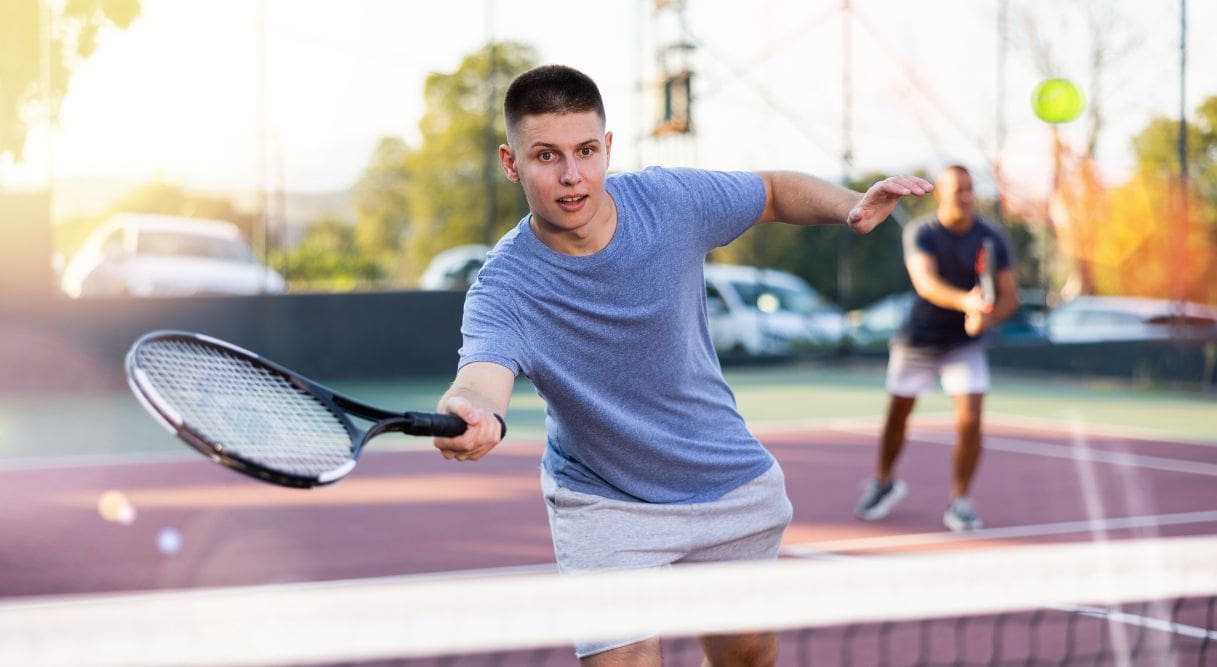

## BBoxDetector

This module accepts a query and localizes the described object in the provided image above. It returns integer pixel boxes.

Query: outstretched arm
[756,171,932,233]
[433,361,515,462]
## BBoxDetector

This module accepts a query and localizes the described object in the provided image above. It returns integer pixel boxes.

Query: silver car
[60,213,285,298]
[704,263,847,358]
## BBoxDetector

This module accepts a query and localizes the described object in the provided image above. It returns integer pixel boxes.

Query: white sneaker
[943,497,984,532]
[855,479,907,521]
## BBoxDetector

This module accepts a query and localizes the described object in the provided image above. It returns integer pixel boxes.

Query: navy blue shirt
[898,214,1012,349]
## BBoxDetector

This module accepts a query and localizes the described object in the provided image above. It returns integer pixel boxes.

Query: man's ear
[604,130,613,168]
[499,144,519,183]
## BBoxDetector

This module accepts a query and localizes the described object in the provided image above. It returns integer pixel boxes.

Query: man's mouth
[557,195,587,211]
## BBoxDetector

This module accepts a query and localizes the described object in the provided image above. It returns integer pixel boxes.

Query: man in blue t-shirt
[433,64,931,666]
[854,165,1019,533]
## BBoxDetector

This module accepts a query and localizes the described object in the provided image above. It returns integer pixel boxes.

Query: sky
[6,0,1215,218]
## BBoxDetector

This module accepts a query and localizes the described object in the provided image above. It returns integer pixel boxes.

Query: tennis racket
[976,237,997,307]
[125,330,502,488]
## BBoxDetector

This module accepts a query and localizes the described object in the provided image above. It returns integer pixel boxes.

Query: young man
[854,165,1018,533]
[434,64,931,666]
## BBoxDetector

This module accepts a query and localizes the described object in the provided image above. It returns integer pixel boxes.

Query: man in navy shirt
[855,165,1019,532]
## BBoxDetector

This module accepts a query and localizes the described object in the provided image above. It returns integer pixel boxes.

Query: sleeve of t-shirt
[903,217,934,260]
[661,167,767,252]
[457,278,525,376]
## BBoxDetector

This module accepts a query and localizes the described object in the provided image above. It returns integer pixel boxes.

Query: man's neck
[531,197,618,257]
[938,209,973,232]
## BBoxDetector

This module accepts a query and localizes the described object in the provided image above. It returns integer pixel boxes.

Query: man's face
[500,110,613,236]
[935,168,974,225]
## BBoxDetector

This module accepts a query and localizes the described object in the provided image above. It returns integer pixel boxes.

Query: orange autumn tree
[1028,96,1217,305]
[1097,172,1217,303]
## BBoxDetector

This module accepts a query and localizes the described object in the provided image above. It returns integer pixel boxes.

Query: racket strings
[135,339,355,477]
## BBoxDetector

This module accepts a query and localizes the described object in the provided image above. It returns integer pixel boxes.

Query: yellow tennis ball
[1032,79,1085,123]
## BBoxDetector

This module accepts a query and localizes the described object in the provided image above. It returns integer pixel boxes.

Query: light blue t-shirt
[458,166,774,504]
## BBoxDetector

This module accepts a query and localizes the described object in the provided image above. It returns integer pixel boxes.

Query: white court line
[1069,604,1217,642]
[985,412,1217,448]
[780,509,1217,555]
[826,422,1217,478]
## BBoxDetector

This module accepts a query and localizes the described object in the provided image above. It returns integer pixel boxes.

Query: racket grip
[407,412,469,437]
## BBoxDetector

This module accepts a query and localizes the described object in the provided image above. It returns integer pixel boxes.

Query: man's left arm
[756,171,933,233]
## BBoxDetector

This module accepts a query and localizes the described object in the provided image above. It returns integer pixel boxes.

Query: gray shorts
[886,339,990,397]
[540,463,793,657]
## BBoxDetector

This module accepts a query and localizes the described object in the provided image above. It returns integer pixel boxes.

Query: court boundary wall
[1,292,1214,392]
[0,291,465,392]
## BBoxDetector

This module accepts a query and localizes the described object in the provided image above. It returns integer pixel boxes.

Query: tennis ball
[1032,79,1085,123]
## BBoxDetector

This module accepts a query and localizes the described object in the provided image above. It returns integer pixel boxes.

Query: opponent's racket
[976,237,997,306]
[125,330,501,488]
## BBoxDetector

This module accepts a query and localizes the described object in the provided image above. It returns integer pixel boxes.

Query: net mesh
[2,536,1214,666]
[132,337,354,478]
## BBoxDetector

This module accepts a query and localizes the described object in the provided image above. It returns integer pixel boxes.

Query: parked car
[60,214,285,298]
[419,244,490,290]
[1044,295,1217,343]
[847,288,1049,350]
[704,263,847,358]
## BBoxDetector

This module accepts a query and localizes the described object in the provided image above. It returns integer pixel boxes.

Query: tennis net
[1,535,1214,666]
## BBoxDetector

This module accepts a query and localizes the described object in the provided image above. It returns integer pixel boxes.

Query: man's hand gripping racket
[125,330,505,488]
[965,238,997,337]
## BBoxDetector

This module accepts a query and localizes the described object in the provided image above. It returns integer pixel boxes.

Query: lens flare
[156,527,183,555]
[97,490,136,525]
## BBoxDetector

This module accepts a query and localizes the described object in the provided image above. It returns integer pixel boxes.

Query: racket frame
[125,330,472,488]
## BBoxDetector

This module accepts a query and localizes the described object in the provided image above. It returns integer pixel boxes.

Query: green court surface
[0,361,1212,463]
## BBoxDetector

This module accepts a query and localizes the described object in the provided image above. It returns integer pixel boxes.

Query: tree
[1132,96,1217,206]
[1045,94,1217,304]
[272,216,383,292]
[398,42,536,278]
[350,137,412,282]
[345,42,536,285]
[1,0,140,171]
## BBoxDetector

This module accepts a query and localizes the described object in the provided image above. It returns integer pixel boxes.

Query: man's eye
[539,151,554,161]
[579,147,594,157]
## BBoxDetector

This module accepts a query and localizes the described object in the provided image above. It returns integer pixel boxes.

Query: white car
[704,263,847,358]
[419,244,491,290]
[61,213,285,298]
[1045,295,1217,343]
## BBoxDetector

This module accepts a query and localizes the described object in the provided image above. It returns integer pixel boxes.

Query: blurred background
[3,5,1217,664]
[1,0,1215,378]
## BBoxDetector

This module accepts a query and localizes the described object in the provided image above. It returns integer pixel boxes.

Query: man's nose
[560,160,582,185]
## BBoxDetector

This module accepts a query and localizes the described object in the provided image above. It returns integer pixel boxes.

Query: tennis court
[1,361,1215,664]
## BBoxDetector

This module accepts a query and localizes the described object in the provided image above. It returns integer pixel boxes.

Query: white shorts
[886,340,989,397]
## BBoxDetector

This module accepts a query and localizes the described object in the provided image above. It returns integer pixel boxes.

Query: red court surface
[2,417,1215,598]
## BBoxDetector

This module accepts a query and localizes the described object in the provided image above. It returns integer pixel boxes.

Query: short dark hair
[503,65,605,137]
[942,164,971,178]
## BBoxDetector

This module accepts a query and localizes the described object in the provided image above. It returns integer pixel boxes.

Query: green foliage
[1,0,140,167]
[399,42,536,278]
[272,216,383,292]
[350,137,412,281]
[344,41,536,286]
[1132,96,1217,208]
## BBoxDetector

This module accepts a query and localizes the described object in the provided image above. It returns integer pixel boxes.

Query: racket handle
[403,412,507,439]
[403,412,470,437]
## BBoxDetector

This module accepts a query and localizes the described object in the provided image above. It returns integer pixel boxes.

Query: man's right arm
[433,361,515,462]
[906,252,990,314]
